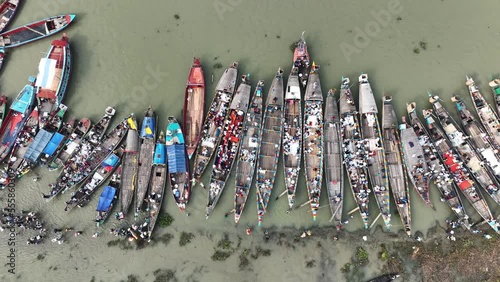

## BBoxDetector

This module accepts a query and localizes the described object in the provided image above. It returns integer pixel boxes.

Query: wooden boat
[293,31,310,89]
[423,108,498,233]
[35,34,71,127]
[0,48,5,72]
[382,96,411,235]
[0,15,75,48]
[0,0,20,33]
[206,75,251,218]
[95,166,121,227]
[465,77,500,151]
[65,149,122,211]
[38,116,76,166]
[255,68,284,226]
[339,77,370,229]
[135,107,156,213]
[166,117,191,211]
[234,80,264,223]
[43,114,129,200]
[0,95,7,128]
[0,77,37,163]
[407,102,469,226]
[488,78,500,117]
[367,273,400,282]
[47,117,92,170]
[303,63,324,220]
[323,89,343,226]
[399,116,431,207]
[359,73,391,230]
[117,115,140,219]
[145,131,167,239]
[183,58,205,159]
[282,66,302,209]
[192,62,238,185]
[451,96,500,204]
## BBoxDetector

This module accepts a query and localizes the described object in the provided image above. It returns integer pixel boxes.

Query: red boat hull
[183,57,205,159]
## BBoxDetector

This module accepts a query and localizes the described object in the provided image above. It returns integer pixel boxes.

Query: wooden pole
[347,206,360,216]
[329,204,342,222]
[369,213,382,229]
[275,190,287,201]
[296,199,312,210]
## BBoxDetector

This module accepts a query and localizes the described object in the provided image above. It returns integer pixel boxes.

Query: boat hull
[183,58,205,159]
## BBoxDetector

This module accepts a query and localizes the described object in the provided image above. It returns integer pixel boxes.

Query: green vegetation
[36,253,45,261]
[122,275,140,282]
[211,250,232,261]
[305,259,316,268]
[250,246,271,259]
[239,253,250,269]
[341,262,351,273]
[174,14,180,20]
[289,40,299,52]
[420,41,427,50]
[355,246,369,266]
[107,239,134,250]
[179,232,195,246]
[157,213,174,228]
[153,269,177,282]
[217,235,233,250]
[213,63,223,69]
[90,276,95,282]
[413,48,420,54]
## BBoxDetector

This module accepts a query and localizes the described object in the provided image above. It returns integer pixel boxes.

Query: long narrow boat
[146,131,167,240]
[382,96,411,235]
[0,0,20,33]
[43,115,129,200]
[35,34,71,127]
[451,96,500,204]
[423,108,498,233]
[166,117,191,211]
[206,75,251,218]
[95,166,121,227]
[399,116,431,207]
[255,68,284,226]
[488,78,500,117]
[323,89,343,226]
[359,73,391,230]
[294,31,310,89]
[303,63,324,220]
[466,76,500,150]
[47,116,92,170]
[429,95,500,204]
[234,80,264,223]
[65,149,122,211]
[117,115,140,219]
[0,95,8,128]
[0,77,37,163]
[407,103,469,226]
[0,49,5,72]
[0,15,75,48]
[192,62,238,185]
[38,116,76,166]
[339,77,370,229]
[135,107,156,214]
[282,66,302,209]
[183,58,205,159]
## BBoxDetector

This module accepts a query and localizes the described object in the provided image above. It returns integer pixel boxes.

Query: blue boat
[96,166,121,227]
[0,14,75,49]
[0,77,37,162]
[146,131,166,239]
[166,117,191,211]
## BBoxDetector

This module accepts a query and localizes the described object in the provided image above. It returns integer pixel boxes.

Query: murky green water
[0,0,499,281]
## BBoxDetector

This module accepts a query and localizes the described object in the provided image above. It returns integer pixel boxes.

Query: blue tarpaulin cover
[167,144,187,174]
[42,132,64,156]
[140,116,155,139]
[96,186,116,211]
[153,142,166,165]
[103,153,120,169]
[24,129,54,162]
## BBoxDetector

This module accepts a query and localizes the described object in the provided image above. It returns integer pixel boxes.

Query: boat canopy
[102,153,119,171]
[153,143,166,165]
[10,84,35,114]
[166,122,185,144]
[96,186,117,212]
[42,132,64,156]
[24,129,54,162]
[167,144,187,173]
[140,116,155,139]
[35,58,58,97]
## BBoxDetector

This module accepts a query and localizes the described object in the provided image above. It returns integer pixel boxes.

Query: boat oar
[307,204,329,213]
[275,189,287,201]
[369,212,382,229]
[329,204,343,222]
[295,199,311,210]
[256,188,267,213]
[347,206,360,216]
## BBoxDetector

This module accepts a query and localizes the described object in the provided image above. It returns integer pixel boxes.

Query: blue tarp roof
[103,153,120,168]
[140,116,155,139]
[96,186,116,211]
[10,84,35,114]
[166,122,185,144]
[167,144,187,173]
[24,129,54,162]
[42,132,64,156]
[153,142,166,165]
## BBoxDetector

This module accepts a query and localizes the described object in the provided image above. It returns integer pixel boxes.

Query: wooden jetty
[135,107,157,213]
[407,103,470,227]
[146,131,167,239]
[303,62,324,220]
[359,73,391,230]
[192,62,238,184]
[117,115,140,219]
[339,77,370,229]
[234,80,264,223]
[382,95,411,235]
[206,75,251,218]
[282,66,302,209]
[323,89,344,226]
[255,68,284,226]
[423,107,498,233]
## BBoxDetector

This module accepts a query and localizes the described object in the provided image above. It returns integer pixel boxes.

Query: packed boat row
[2,29,500,239]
